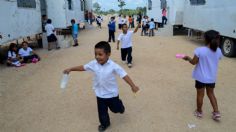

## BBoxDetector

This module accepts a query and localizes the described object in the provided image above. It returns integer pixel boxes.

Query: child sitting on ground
[18,41,40,63]
[7,43,24,67]
[63,41,139,132]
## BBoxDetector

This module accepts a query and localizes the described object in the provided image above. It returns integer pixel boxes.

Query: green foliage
[93,2,101,14]
[118,1,126,9]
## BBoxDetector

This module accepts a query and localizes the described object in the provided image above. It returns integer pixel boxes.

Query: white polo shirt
[118,31,134,49]
[8,51,17,59]
[45,24,55,36]
[18,47,33,57]
[84,59,127,98]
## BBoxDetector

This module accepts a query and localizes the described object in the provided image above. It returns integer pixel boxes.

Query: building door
[39,0,47,32]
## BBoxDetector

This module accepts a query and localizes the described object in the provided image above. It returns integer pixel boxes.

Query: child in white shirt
[19,41,40,63]
[7,43,23,67]
[63,41,139,131]
[117,23,140,68]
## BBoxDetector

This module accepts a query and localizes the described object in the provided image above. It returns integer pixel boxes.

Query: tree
[108,9,116,15]
[93,2,101,14]
[118,0,126,14]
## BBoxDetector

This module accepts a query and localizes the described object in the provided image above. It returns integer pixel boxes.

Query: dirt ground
[1,20,236,132]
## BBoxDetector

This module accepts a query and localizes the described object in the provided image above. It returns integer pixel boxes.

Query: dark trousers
[97,96,125,127]
[131,22,135,28]
[118,24,122,29]
[108,30,115,42]
[121,47,132,64]
[23,55,40,63]
[162,16,168,25]
[141,26,147,36]
[149,29,154,36]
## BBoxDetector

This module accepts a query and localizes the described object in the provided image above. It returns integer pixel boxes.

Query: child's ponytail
[204,30,220,52]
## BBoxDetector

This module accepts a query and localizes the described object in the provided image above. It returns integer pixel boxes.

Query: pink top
[162,9,167,16]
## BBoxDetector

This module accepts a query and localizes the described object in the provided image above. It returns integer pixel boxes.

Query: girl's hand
[183,56,191,61]
[131,86,140,93]
[63,69,71,74]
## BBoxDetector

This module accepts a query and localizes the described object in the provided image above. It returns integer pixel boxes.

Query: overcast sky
[92,0,146,11]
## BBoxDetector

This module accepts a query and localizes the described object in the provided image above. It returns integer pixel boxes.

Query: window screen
[17,0,36,8]
[160,0,167,9]
[190,0,206,5]
[148,0,152,10]
[81,0,85,11]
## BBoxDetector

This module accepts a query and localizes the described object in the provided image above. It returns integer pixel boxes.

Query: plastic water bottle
[60,74,69,89]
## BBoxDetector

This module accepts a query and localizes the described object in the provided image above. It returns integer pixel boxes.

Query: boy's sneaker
[98,124,110,132]
[128,63,132,68]
[122,61,127,64]
[212,112,221,121]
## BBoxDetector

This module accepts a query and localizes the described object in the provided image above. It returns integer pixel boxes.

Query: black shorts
[195,80,215,89]
[47,34,57,42]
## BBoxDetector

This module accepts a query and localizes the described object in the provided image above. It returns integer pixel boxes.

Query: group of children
[118,15,136,30]
[7,41,40,67]
[141,16,156,37]
[63,15,223,131]
[45,18,79,48]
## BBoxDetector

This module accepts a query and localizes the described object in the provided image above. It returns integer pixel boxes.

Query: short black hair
[122,23,128,28]
[47,19,52,24]
[71,19,75,23]
[22,41,28,46]
[95,41,111,54]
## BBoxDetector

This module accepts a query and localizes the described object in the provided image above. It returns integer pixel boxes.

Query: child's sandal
[194,110,203,118]
[212,112,221,121]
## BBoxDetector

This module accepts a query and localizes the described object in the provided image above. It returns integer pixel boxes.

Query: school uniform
[19,47,39,63]
[141,18,148,35]
[7,51,20,66]
[108,20,116,42]
[45,23,59,50]
[45,24,57,42]
[118,31,134,64]
[84,59,127,127]
[96,17,102,28]
[192,47,223,88]
[118,17,123,29]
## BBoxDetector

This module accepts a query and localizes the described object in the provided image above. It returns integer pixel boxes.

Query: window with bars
[81,0,85,11]
[68,0,73,10]
[190,0,206,5]
[17,0,36,8]
[148,0,152,10]
[160,0,167,9]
